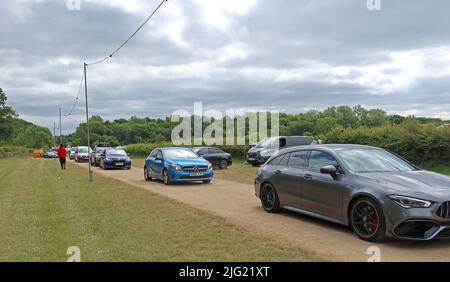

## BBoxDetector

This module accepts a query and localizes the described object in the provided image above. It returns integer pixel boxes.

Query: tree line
[0,88,53,149]
[65,105,450,165]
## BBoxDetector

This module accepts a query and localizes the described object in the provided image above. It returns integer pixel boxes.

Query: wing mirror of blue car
[320,165,338,176]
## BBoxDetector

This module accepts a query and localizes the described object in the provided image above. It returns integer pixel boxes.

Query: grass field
[0,158,317,262]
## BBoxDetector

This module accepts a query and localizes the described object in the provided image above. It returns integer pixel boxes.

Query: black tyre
[162,169,171,185]
[260,183,280,213]
[219,159,228,170]
[203,180,211,184]
[251,161,260,167]
[350,197,386,242]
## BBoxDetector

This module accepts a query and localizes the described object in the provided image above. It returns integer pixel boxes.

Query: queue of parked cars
[65,136,450,242]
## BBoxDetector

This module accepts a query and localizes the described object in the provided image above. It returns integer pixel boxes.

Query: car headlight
[105,158,111,162]
[207,163,212,170]
[388,195,432,209]
[170,164,182,171]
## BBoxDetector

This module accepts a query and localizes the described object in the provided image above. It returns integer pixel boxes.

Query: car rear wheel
[219,159,228,170]
[260,183,280,213]
[163,169,171,185]
[350,197,386,242]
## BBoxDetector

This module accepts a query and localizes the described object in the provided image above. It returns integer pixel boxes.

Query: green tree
[0,88,17,143]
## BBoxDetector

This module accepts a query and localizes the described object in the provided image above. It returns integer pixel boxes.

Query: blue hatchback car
[144,147,214,185]
[99,148,132,170]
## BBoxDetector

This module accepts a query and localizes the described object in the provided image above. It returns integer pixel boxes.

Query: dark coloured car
[99,149,131,170]
[191,147,232,169]
[144,147,213,185]
[247,136,314,166]
[91,147,113,167]
[254,144,450,242]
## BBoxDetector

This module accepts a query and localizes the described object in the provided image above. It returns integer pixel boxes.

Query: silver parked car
[254,144,450,242]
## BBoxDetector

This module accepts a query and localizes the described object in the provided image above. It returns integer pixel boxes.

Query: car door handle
[304,174,312,180]
[275,170,282,175]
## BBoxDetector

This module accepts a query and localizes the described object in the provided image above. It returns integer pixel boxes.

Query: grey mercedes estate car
[254,144,450,242]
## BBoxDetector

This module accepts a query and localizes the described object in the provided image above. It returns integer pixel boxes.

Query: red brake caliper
[371,208,378,233]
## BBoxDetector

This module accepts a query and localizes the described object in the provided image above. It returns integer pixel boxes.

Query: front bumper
[103,160,131,169]
[168,168,214,182]
[247,154,269,164]
[385,200,450,240]
[77,156,90,162]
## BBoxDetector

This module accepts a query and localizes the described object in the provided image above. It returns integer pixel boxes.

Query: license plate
[190,172,203,177]
[115,162,124,166]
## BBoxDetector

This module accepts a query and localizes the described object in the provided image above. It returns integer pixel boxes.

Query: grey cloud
[1,0,450,134]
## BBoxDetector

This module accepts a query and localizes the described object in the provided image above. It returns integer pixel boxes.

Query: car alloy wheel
[350,197,386,242]
[260,183,280,213]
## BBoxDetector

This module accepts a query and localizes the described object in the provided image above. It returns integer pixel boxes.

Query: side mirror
[320,165,338,176]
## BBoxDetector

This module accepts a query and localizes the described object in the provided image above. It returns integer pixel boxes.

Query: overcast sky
[1,0,450,134]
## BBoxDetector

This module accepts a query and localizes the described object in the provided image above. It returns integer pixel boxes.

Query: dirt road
[74,162,450,261]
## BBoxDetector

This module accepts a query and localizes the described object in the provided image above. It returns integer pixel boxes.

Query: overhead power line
[64,72,84,117]
[86,0,168,66]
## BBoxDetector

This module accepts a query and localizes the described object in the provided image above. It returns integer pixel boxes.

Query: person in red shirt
[58,144,67,170]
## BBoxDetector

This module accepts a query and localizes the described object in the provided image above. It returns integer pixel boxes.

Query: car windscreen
[105,150,127,157]
[163,149,198,159]
[96,147,111,154]
[256,137,276,148]
[337,149,417,172]
[78,148,89,153]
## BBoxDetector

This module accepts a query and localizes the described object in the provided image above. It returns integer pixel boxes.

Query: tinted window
[308,151,338,170]
[268,154,284,165]
[208,148,223,154]
[288,151,308,167]
[149,150,158,158]
[198,148,208,155]
[156,150,163,159]
[279,153,290,166]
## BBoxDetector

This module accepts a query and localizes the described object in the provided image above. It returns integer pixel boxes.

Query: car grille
[248,153,257,158]
[436,202,450,218]
[182,166,208,171]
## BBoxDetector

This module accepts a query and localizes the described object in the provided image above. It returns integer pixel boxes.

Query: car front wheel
[260,183,280,213]
[350,197,386,242]
[162,169,171,185]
